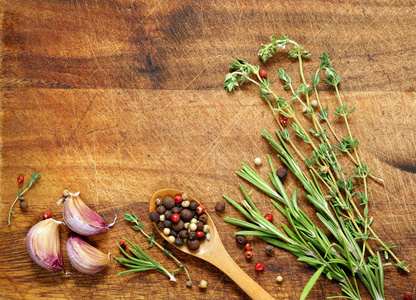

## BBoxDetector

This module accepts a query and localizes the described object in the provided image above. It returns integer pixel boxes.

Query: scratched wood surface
[1,0,415,299]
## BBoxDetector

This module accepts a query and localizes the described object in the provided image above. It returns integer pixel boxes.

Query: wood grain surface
[1,0,415,299]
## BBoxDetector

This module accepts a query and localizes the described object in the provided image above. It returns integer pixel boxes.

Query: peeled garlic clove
[59,192,116,236]
[26,218,65,272]
[66,233,110,274]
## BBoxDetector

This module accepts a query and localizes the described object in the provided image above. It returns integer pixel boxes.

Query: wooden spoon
[150,189,274,300]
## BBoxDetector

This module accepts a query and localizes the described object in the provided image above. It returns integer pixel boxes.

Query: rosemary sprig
[114,238,178,281]
[223,34,408,272]
[124,212,192,285]
[7,172,41,225]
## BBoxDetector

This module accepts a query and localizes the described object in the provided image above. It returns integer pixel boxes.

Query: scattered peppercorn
[264,214,273,222]
[245,250,253,259]
[255,263,264,271]
[244,243,252,251]
[119,241,127,250]
[276,275,283,283]
[43,211,52,219]
[302,106,308,113]
[276,168,287,179]
[186,281,192,288]
[311,100,318,108]
[265,245,274,256]
[254,157,262,166]
[198,280,208,289]
[174,194,182,203]
[19,200,28,210]
[235,235,247,244]
[17,175,24,184]
[404,291,413,300]
[162,196,175,209]
[149,211,159,222]
[259,69,267,79]
[279,115,288,125]
[215,201,225,212]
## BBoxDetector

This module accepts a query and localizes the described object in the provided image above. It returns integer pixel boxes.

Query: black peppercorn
[170,230,178,238]
[276,168,287,179]
[174,237,183,247]
[196,221,204,232]
[180,209,193,222]
[163,220,172,228]
[162,196,175,209]
[164,210,172,220]
[187,239,200,251]
[215,201,225,212]
[149,211,159,222]
[171,206,182,214]
[19,200,28,210]
[156,221,165,230]
[179,229,189,239]
[199,214,208,223]
[188,232,197,240]
[265,245,274,256]
[235,235,247,245]
[189,201,198,210]
[156,205,166,214]
[172,220,184,232]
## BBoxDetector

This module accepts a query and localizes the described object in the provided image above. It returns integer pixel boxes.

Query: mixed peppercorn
[150,193,210,251]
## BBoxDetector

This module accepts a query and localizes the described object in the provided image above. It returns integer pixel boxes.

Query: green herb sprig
[124,212,192,285]
[7,172,41,225]
[223,34,409,299]
[114,238,177,281]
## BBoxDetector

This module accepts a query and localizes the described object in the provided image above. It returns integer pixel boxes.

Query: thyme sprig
[124,212,192,285]
[223,34,409,298]
[7,172,41,225]
[114,238,178,281]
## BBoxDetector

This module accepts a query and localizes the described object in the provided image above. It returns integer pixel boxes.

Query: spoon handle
[205,244,274,300]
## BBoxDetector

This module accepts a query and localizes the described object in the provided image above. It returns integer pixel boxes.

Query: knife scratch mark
[189,107,247,178]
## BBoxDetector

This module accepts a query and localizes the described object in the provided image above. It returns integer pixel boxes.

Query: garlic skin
[26,218,65,272]
[59,192,116,236]
[66,233,110,274]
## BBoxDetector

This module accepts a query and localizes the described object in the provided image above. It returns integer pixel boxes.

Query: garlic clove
[66,233,110,274]
[59,192,116,236]
[26,218,65,272]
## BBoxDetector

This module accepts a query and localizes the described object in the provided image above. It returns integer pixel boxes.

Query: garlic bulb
[26,218,65,272]
[58,192,116,236]
[66,233,110,274]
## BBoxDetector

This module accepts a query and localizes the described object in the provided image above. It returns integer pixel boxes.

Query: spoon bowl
[150,189,274,300]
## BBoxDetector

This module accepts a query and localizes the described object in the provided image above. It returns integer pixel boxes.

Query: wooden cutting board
[1,0,415,299]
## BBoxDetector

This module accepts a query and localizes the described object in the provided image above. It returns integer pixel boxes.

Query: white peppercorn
[203,224,210,233]
[276,275,283,283]
[184,222,190,229]
[198,280,208,289]
[190,218,198,224]
[206,233,211,240]
[181,200,190,208]
[163,228,170,236]
[159,214,165,222]
[189,223,197,232]
[182,193,189,201]
[167,235,175,244]
[62,189,70,197]
[311,100,318,108]
[254,157,262,166]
